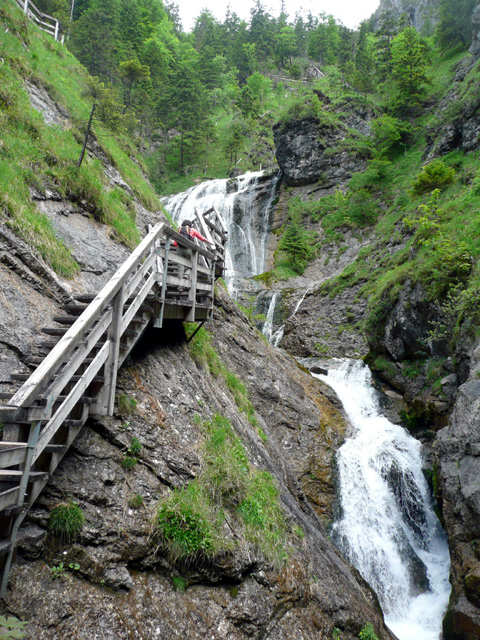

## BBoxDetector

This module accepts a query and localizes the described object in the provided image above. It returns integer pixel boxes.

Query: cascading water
[163,172,280,292]
[262,291,280,342]
[315,360,451,640]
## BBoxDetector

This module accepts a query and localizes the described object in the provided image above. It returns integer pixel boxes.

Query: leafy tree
[275,25,297,66]
[371,115,412,157]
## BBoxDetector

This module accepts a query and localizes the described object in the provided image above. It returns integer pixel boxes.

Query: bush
[48,502,85,543]
[358,623,379,640]
[413,159,455,194]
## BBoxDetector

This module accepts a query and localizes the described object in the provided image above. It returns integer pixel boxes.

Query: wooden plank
[42,308,112,415]
[165,275,211,292]
[121,271,156,333]
[194,210,215,246]
[0,487,19,512]
[123,252,156,301]
[118,317,150,368]
[186,251,198,322]
[0,445,27,468]
[8,223,164,411]
[33,341,110,463]
[103,285,125,416]
[0,470,46,479]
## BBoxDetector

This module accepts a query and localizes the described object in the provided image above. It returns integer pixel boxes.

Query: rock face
[373,0,441,33]
[434,342,480,639]
[3,291,394,639]
[273,105,370,187]
[470,3,480,56]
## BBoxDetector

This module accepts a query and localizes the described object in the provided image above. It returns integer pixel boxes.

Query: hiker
[180,219,211,245]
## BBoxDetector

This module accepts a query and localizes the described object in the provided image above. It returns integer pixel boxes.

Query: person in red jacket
[179,219,210,244]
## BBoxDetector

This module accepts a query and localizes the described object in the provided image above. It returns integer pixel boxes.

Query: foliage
[48,502,85,543]
[0,615,28,639]
[121,455,138,471]
[278,212,316,274]
[154,414,288,565]
[156,481,216,558]
[128,494,144,509]
[171,575,187,591]
[358,623,379,640]
[413,160,455,194]
[371,115,412,158]
[117,393,137,416]
[390,27,430,110]
[185,325,258,426]
[50,561,80,579]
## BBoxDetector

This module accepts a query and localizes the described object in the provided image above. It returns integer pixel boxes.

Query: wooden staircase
[0,213,227,596]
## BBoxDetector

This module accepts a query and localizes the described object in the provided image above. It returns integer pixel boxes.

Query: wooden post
[98,285,125,416]
[23,0,28,14]
[78,102,96,168]
[186,251,198,322]
[54,19,59,41]
[154,239,171,329]
[0,420,41,597]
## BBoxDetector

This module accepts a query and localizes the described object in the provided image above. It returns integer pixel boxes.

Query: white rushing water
[315,360,451,640]
[164,172,279,293]
[262,291,280,342]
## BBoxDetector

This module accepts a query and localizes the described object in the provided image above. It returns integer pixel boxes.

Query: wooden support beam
[99,285,125,417]
[186,251,198,322]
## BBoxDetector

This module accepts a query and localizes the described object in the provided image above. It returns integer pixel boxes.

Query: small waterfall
[262,291,280,342]
[163,172,279,292]
[315,360,451,640]
[269,287,310,348]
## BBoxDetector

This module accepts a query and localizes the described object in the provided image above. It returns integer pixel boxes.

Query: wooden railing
[0,216,225,596]
[14,0,64,43]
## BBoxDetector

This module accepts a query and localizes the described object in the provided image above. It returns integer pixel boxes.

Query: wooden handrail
[6,223,166,414]
[13,0,63,42]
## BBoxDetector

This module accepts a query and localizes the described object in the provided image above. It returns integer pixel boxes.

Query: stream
[315,359,451,640]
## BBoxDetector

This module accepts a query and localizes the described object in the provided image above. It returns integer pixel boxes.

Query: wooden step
[74,293,96,303]
[35,395,95,407]
[12,373,104,384]
[0,392,16,401]
[0,470,47,480]
[52,315,77,325]
[64,302,88,315]
[41,327,68,337]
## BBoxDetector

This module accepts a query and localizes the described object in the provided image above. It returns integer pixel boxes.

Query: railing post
[54,19,59,41]
[23,0,28,14]
[185,250,198,322]
[96,285,125,416]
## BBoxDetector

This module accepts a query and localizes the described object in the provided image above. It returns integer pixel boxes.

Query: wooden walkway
[0,210,226,596]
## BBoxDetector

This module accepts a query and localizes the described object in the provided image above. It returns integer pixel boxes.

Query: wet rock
[434,344,480,637]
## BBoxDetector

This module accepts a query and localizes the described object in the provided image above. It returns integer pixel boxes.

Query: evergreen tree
[279,214,314,274]
[390,26,429,110]
[436,0,476,49]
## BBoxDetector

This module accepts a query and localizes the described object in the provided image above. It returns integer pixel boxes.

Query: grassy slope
[0,3,162,276]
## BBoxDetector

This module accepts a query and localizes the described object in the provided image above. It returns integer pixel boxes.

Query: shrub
[48,502,85,543]
[129,436,142,456]
[413,159,455,194]
[117,393,137,416]
[121,455,138,470]
[358,623,379,640]
[0,615,28,639]
[128,494,144,509]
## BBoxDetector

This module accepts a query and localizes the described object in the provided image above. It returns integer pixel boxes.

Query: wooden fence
[14,0,64,43]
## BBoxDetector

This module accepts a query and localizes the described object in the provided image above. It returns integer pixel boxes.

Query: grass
[185,324,259,428]
[48,501,85,543]
[0,3,162,275]
[154,414,289,566]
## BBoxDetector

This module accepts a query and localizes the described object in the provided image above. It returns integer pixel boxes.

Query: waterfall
[163,172,279,292]
[262,291,280,342]
[315,360,451,640]
[268,287,310,348]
